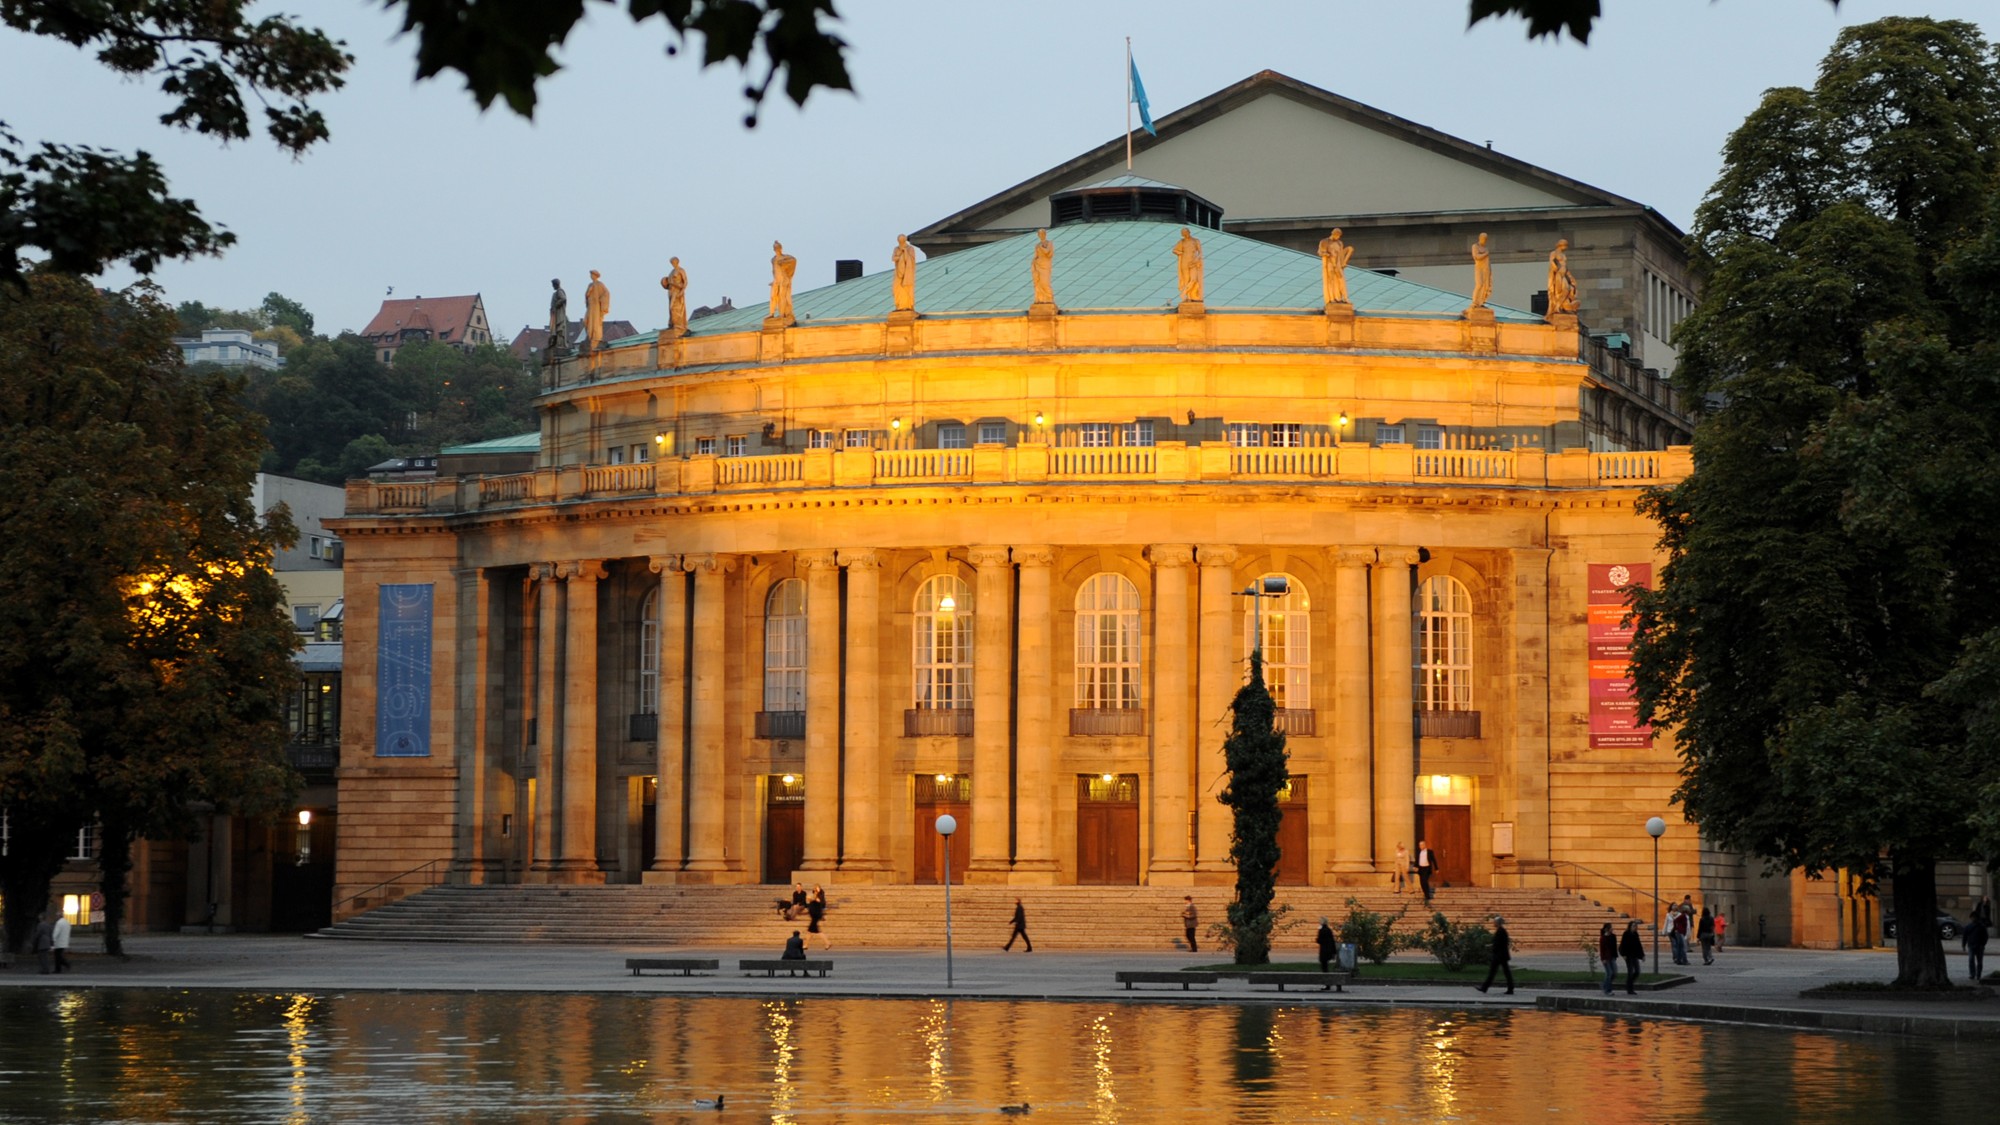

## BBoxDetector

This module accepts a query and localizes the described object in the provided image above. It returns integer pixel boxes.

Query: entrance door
[914,773,971,885]
[1076,774,1140,884]
[1274,777,1309,885]
[1416,805,1473,887]
[640,776,657,874]
[764,775,806,883]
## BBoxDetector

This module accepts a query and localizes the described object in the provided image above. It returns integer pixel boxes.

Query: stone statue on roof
[661,258,689,336]
[546,278,570,359]
[584,269,610,351]
[1031,230,1055,308]
[891,234,917,313]
[769,241,798,324]
[1174,227,1204,306]
[1546,238,1578,319]
[1469,233,1493,311]
[1318,228,1354,307]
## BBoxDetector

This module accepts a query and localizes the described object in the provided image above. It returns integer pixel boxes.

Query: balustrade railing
[1418,709,1482,739]
[1068,707,1147,736]
[755,710,806,740]
[1049,447,1156,477]
[1275,708,1317,736]
[1230,447,1339,477]
[583,463,654,495]
[628,712,659,742]
[904,707,974,737]
[479,472,536,506]
[1594,451,1664,481]
[1415,451,1515,480]
[719,454,804,486]
[875,449,972,481]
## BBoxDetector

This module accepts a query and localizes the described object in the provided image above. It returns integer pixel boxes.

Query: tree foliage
[1628,17,2000,988]
[1218,651,1288,965]
[0,268,300,954]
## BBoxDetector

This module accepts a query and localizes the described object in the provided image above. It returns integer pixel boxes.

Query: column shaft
[1194,546,1239,872]
[685,555,731,873]
[1011,547,1057,880]
[1329,549,1376,877]
[648,556,687,878]
[1372,549,1418,873]
[800,551,842,871]
[968,546,1014,877]
[1148,545,1194,879]
[557,561,605,881]
[530,567,558,877]
[839,550,886,874]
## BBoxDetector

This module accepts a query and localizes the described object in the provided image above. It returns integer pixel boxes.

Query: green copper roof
[441,432,540,456]
[620,218,1535,342]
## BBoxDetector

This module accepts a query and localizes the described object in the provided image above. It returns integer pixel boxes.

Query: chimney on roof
[835,259,863,283]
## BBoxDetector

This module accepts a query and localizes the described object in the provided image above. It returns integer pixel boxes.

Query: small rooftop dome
[1049,175,1223,230]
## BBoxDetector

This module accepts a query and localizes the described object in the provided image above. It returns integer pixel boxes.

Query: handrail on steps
[329,858,458,918]
[1548,859,1667,924]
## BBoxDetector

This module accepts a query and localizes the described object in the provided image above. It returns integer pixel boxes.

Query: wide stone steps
[312,884,1630,952]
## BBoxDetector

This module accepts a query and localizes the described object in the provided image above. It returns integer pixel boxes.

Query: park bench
[1114,970,1220,991]
[740,959,833,978]
[625,958,719,977]
[1244,971,1350,993]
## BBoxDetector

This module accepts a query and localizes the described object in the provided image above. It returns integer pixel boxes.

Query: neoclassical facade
[332,182,1700,910]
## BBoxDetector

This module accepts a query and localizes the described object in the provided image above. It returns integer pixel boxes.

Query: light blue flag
[1130,57,1156,136]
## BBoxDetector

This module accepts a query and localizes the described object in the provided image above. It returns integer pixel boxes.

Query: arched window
[913,575,973,709]
[1243,573,1310,710]
[637,587,659,715]
[1075,573,1142,710]
[1415,575,1473,711]
[764,579,806,713]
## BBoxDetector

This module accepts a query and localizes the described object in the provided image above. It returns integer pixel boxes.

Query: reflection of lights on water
[1425,1016,1460,1119]
[922,1000,952,1102]
[764,1001,798,1125]
[57,991,86,1099]
[1091,1012,1117,1123]
[283,993,318,1125]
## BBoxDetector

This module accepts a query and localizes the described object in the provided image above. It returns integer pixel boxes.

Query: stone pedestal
[1462,306,1497,353]
[1324,302,1355,346]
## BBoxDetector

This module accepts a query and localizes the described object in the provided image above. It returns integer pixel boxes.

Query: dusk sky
[6,1,1997,340]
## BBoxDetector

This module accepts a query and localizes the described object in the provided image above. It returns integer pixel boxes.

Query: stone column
[529,564,559,879]
[1194,545,1239,874]
[1147,545,1195,880]
[799,550,842,873]
[1010,546,1058,881]
[1503,547,1554,885]
[684,553,733,875]
[1328,548,1377,879]
[1372,548,1419,875]
[968,545,1014,879]
[454,568,507,882]
[838,549,887,875]
[646,555,687,880]
[555,560,607,882]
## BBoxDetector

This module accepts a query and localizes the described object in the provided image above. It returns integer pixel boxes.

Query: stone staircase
[311,883,1632,953]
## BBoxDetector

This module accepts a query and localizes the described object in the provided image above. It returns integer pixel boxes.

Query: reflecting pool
[0,990,1988,1123]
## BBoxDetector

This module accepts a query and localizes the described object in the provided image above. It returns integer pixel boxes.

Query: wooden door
[1416,806,1473,886]
[640,780,657,874]
[764,805,804,884]
[1076,774,1140,884]
[1274,777,1309,886]
[913,801,970,884]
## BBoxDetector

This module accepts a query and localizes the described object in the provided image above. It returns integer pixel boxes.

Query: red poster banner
[1587,563,1652,750]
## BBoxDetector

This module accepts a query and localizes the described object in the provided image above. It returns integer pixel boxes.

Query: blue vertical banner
[375,583,434,757]
[1129,57,1156,136]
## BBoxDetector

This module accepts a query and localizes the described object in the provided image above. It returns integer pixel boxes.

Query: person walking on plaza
[1669,902,1691,966]
[1393,843,1410,894]
[1963,912,1988,982]
[51,910,71,973]
[1713,908,1727,953]
[32,912,55,974]
[1414,840,1439,904]
[1004,898,1033,952]
[1598,923,1619,995]
[1697,906,1716,965]
[1475,916,1513,994]
[805,885,831,951]
[1620,920,1645,994]
[1181,896,1199,952]
[1317,917,1338,974]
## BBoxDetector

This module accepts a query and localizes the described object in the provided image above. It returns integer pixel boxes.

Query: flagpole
[1125,37,1133,171]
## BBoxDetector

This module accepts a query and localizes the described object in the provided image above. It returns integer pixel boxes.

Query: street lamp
[1233,575,1291,664]
[296,809,313,867]
[936,813,958,988]
[1646,816,1666,977]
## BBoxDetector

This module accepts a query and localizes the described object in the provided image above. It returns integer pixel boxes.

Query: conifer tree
[1220,651,1289,965]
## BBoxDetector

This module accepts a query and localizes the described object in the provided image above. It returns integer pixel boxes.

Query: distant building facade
[361,295,494,365]
[176,327,285,370]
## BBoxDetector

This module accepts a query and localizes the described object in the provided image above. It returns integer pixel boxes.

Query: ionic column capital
[1374,547,1421,569]
[683,552,736,575]
[837,547,882,571]
[528,562,558,586]
[647,554,682,575]
[1331,547,1378,570]
[1013,545,1055,568]
[967,545,1013,569]
[1197,545,1239,568]
[1147,544,1195,568]
[556,559,608,582]
[797,549,841,572]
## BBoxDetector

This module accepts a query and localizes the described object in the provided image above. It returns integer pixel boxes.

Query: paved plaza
[3,934,1993,1039]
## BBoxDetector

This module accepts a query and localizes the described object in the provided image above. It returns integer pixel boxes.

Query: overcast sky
[6,1,1997,340]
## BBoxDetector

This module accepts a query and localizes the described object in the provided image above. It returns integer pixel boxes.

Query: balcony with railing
[1418,709,1482,739]
[1275,708,1317,737]
[628,712,659,742]
[286,741,337,785]
[904,707,974,737]
[1069,707,1147,736]
[755,710,806,740]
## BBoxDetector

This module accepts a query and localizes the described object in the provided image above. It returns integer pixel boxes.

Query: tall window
[1243,574,1310,708]
[727,435,748,457]
[764,579,806,711]
[638,588,659,715]
[1415,575,1474,711]
[1080,422,1113,448]
[913,575,973,709]
[1074,573,1142,709]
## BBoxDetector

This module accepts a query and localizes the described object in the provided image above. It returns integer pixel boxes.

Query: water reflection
[0,989,1991,1123]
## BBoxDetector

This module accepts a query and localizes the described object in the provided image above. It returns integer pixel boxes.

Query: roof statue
[768,241,798,325]
[1174,228,1204,306]
[891,234,917,313]
[1468,233,1492,312]
[1546,239,1578,319]
[546,278,571,361]
[662,257,689,336]
[1031,229,1055,309]
[584,270,610,351]
[1318,228,1353,308]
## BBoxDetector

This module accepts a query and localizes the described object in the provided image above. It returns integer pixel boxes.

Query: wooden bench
[740,959,832,978]
[1245,971,1350,993]
[625,958,720,977]
[1114,970,1220,991]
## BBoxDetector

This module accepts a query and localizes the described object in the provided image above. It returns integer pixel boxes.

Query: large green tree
[0,269,300,955]
[1629,17,2000,988]
[1219,651,1289,965]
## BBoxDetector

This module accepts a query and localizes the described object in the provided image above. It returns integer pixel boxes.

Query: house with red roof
[360,294,494,364]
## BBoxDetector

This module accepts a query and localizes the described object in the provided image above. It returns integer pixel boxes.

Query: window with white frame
[637,588,659,715]
[633,443,651,463]
[1415,575,1474,711]
[695,436,715,456]
[913,575,973,709]
[609,445,627,464]
[1375,424,1406,445]
[808,429,834,449]
[308,536,325,558]
[1243,574,1310,709]
[1075,573,1142,709]
[1124,419,1156,447]
[844,429,874,448]
[938,424,967,449]
[1269,423,1304,448]
[1226,422,1263,447]
[764,579,806,712]
[70,823,96,861]
[727,435,747,457]
[1415,425,1443,450]
[977,422,1007,444]
[1079,422,1113,448]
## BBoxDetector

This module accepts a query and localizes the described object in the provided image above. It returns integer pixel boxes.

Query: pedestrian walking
[1973,895,1993,930]
[32,912,55,975]
[1713,909,1727,953]
[1392,843,1410,894]
[1317,917,1338,974]
[1669,902,1691,965]
[1181,896,1199,952]
[1414,840,1439,904]
[51,911,71,973]
[1597,923,1618,995]
[805,885,831,950]
[1004,898,1033,952]
[1619,920,1645,994]
[1475,916,1513,994]
[1697,906,1716,965]
[1963,913,1988,982]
